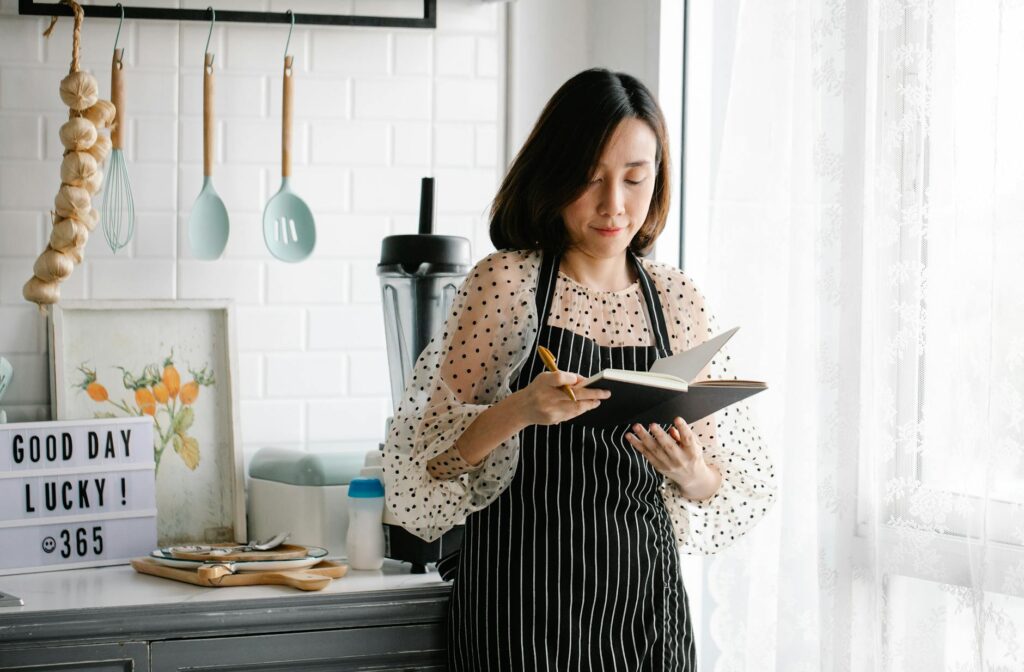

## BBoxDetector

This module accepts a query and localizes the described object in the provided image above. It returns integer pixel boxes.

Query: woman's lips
[593,227,623,237]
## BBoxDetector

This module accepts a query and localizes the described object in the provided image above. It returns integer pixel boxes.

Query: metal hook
[113,3,124,51]
[284,9,294,58]
[204,6,216,65]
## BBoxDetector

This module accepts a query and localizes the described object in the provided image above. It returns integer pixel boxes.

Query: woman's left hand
[626,417,722,501]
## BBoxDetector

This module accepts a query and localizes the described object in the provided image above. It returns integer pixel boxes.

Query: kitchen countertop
[0,559,451,649]
[0,559,446,613]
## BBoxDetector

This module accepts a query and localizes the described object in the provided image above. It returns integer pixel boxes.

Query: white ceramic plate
[149,546,328,572]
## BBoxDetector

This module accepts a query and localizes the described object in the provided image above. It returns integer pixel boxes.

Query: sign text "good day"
[11,429,134,465]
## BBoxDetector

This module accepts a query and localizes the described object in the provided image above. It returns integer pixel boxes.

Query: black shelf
[18,0,437,29]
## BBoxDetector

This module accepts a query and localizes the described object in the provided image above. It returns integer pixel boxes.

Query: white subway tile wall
[0,0,505,465]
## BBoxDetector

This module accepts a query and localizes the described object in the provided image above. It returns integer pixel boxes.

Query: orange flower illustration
[74,352,215,474]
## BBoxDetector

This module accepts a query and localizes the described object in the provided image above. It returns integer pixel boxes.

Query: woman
[383,68,776,671]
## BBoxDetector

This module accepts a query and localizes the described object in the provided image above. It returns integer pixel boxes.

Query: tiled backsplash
[0,0,505,461]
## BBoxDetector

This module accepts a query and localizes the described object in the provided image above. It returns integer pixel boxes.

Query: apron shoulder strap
[535,250,561,319]
[630,250,673,356]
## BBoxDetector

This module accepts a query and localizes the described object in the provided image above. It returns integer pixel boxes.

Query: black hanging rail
[19,0,437,28]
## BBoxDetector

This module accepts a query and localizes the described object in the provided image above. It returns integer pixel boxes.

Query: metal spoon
[245,531,290,552]
[183,532,291,556]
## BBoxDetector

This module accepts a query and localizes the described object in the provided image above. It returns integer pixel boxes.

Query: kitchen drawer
[0,641,148,671]
[149,623,445,672]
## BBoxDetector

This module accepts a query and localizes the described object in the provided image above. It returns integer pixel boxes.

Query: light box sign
[0,416,157,575]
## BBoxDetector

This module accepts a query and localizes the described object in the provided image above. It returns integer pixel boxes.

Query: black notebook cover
[576,379,765,426]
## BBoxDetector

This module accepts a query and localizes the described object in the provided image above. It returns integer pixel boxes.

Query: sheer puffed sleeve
[642,259,777,555]
[382,249,542,542]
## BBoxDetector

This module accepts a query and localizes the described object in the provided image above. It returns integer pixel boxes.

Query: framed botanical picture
[49,300,246,547]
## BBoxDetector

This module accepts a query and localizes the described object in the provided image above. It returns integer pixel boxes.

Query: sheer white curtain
[683,0,1024,669]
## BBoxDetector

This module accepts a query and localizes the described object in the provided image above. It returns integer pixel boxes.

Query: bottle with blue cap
[345,477,386,570]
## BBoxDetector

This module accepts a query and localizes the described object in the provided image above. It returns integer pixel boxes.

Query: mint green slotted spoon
[263,16,315,263]
[187,12,229,260]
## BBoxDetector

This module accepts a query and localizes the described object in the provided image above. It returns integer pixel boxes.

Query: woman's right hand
[511,371,610,426]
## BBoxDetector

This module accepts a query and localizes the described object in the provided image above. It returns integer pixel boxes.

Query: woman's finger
[631,423,655,448]
[571,387,611,402]
[672,417,701,459]
[626,431,666,470]
[673,416,695,438]
[626,427,653,454]
[570,399,602,416]
[649,423,683,458]
[544,371,578,388]
[628,425,672,470]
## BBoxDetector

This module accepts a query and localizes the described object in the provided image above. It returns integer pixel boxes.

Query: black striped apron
[444,250,695,671]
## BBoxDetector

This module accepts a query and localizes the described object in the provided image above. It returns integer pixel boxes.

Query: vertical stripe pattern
[446,252,696,671]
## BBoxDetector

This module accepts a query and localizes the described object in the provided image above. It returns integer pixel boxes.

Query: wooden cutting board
[130,557,347,591]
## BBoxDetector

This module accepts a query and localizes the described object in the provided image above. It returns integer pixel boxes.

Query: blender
[377,177,471,573]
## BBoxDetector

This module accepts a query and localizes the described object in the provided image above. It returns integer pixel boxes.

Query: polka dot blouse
[381,249,777,555]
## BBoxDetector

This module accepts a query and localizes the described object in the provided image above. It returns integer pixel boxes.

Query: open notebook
[578,327,766,426]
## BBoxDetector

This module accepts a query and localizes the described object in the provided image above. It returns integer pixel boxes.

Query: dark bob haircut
[490,68,671,256]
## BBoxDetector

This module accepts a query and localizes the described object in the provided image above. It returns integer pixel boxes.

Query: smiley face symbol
[42,536,56,553]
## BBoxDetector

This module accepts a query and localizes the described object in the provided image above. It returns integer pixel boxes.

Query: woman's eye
[625,176,647,185]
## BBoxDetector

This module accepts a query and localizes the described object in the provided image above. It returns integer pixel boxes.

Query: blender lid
[378,234,472,274]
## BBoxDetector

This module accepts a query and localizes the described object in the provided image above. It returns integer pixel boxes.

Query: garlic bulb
[54,184,91,219]
[59,117,98,152]
[32,246,75,282]
[22,276,61,306]
[50,217,89,251]
[65,243,86,265]
[60,151,99,188]
[86,133,111,163]
[82,207,99,232]
[59,71,99,111]
[82,100,115,128]
[81,170,103,195]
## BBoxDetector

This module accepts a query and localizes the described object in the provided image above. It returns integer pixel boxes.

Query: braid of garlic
[23,0,114,310]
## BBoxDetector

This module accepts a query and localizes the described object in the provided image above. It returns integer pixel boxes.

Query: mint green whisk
[101,5,135,254]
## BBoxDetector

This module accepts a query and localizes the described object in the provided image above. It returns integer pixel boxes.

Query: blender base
[384,523,464,574]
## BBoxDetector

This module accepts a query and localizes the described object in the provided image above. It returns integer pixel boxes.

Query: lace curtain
[683,0,1024,669]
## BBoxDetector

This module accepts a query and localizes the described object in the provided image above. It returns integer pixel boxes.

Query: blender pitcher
[377,179,472,410]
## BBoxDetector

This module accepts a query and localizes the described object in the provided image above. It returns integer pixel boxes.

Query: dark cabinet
[0,585,449,671]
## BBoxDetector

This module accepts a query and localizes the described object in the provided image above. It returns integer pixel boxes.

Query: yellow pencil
[536,346,577,402]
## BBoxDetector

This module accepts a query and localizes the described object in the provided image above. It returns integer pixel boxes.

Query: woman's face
[561,117,658,259]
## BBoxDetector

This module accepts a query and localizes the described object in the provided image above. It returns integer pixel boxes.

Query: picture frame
[49,300,246,547]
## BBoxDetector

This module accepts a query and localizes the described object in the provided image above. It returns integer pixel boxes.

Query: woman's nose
[598,182,626,216]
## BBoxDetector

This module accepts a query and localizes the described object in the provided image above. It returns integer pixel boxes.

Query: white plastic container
[345,477,386,570]
[247,447,365,559]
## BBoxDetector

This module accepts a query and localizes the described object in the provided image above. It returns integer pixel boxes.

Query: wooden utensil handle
[262,570,330,591]
[203,52,214,177]
[306,561,348,578]
[110,48,125,149]
[197,563,233,581]
[282,55,293,178]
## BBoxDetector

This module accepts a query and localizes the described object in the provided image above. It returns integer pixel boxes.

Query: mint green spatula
[187,50,229,260]
[263,53,315,263]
